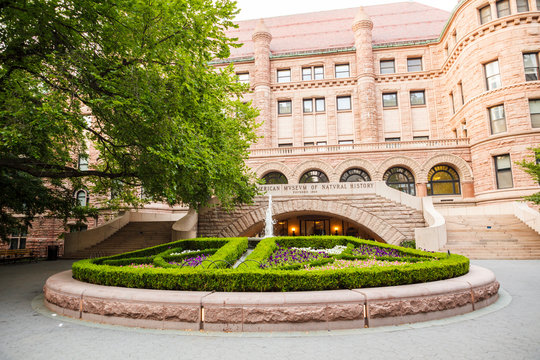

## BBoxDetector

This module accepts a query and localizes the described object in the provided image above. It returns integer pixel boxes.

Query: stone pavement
[1,259,539,360]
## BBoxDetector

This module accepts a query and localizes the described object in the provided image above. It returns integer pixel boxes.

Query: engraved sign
[258,181,377,196]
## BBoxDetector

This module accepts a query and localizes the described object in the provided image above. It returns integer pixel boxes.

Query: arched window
[427,165,461,195]
[75,190,89,207]
[299,170,329,183]
[340,168,371,182]
[262,172,288,184]
[383,167,416,195]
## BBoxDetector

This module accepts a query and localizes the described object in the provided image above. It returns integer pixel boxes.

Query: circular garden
[72,236,470,292]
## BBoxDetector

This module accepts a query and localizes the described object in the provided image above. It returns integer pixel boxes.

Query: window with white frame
[336,96,351,111]
[530,99,540,128]
[489,104,507,134]
[516,0,529,12]
[335,64,350,78]
[75,190,89,207]
[8,227,27,250]
[380,59,395,74]
[485,60,502,90]
[479,5,492,24]
[407,58,422,72]
[496,0,511,17]
[78,155,88,171]
[302,66,324,81]
[277,69,291,83]
[494,154,513,189]
[303,98,325,113]
[523,53,539,81]
[236,73,249,84]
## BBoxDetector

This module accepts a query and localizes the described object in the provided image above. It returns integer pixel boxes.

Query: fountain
[264,194,275,238]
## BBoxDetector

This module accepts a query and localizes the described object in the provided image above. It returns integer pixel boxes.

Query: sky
[234,0,459,21]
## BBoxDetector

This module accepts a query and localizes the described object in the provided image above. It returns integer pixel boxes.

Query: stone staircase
[443,215,540,259]
[70,221,175,259]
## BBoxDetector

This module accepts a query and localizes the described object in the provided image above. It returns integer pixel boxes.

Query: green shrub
[71,236,468,292]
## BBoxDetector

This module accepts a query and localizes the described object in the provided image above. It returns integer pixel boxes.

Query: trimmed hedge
[72,236,469,292]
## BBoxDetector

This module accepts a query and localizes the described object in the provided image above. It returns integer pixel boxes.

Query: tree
[517,147,540,204]
[0,0,260,240]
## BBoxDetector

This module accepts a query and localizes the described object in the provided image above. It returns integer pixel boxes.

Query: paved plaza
[0,259,539,360]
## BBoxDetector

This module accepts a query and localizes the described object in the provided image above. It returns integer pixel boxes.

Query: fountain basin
[43,265,499,332]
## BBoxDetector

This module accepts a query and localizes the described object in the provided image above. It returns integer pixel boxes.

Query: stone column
[252,19,272,148]
[352,7,378,143]
[416,183,428,197]
[489,0,497,19]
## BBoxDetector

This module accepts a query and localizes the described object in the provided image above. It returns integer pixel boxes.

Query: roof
[226,2,450,59]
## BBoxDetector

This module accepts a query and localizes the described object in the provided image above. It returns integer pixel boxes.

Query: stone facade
[6,0,540,256]
[223,0,540,202]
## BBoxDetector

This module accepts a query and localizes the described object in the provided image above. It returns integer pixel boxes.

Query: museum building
[5,0,540,259]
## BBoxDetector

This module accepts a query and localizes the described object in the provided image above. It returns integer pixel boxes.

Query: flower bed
[72,236,469,292]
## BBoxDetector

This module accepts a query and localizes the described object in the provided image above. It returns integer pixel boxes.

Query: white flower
[290,245,347,255]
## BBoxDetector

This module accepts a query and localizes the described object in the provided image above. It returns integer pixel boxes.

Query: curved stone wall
[43,265,499,332]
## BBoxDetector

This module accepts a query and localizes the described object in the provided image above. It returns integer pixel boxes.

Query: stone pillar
[489,0,497,19]
[252,19,272,148]
[462,181,475,198]
[416,183,428,197]
[352,7,378,143]
[532,0,538,11]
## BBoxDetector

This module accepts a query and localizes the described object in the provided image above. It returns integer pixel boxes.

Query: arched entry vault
[216,199,407,245]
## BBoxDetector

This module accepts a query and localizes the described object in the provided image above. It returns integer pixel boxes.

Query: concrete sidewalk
[1,259,539,360]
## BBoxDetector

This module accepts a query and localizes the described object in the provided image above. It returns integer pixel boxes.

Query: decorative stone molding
[292,160,337,183]
[255,162,295,182]
[374,156,422,181]
[216,198,405,244]
[333,158,378,181]
[421,153,474,182]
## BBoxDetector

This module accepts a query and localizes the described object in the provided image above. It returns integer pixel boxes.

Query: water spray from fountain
[264,195,276,238]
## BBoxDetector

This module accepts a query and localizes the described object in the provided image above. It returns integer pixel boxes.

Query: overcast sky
[234,0,459,20]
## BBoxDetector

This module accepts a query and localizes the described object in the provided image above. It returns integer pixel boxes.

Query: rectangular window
[407,58,423,72]
[338,140,354,144]
[494,154,513,189]
[303,99,313,113]
[489,104,507,134]
[380,60,395,74]
[78,155,88,171]
[530,99,540,128]
[313,66,324,80]
[278,100,292,115]
[236,73,249,84]
[385,137,401,142]
[413,136,429,140]
[302,68,312,81]
[304,142,314,147]
[278,143,293,147]
[479,5,492,24]
[458,81,465,105]
[523,53,539,81]
[516,0,529,12]
[316,141,327,146]
[485,60,502,90]
[277,69,291,83]
[335,64,350,78]
[450,92,455,114]
[410,91,426,106]
[496,0,511,17]
[8,228,27,250]
[315,98,325,112]
[382,93,398,107]
[336,96,351,111]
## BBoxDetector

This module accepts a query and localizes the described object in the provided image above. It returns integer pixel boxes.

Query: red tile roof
[226,2,450,59]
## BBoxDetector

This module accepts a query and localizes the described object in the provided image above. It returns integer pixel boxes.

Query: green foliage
[517,147,540,204]
[72,236,469,291]
[399,240,416,249]
[0,0,259,241]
